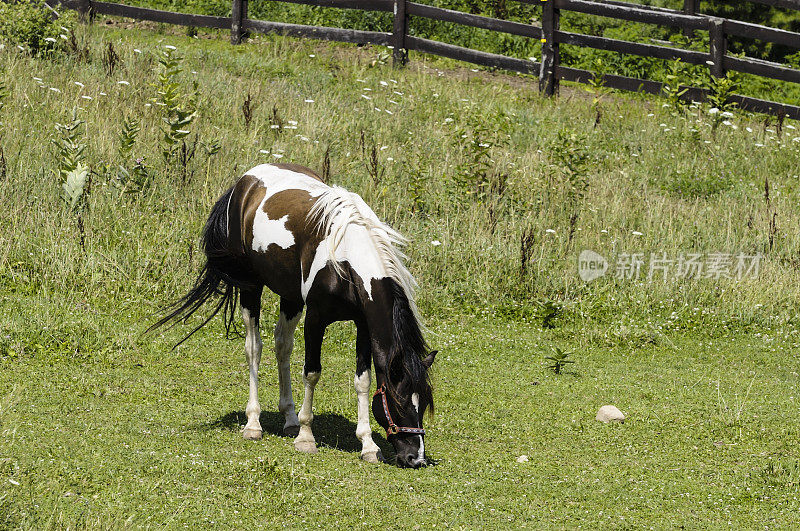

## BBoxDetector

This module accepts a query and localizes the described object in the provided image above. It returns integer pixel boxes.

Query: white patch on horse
[411,392,425,463]
[252,213,294,252]
[248,164,327,253]
[307,185,418,310]
[303,225,385,299]
[354,370,381,461]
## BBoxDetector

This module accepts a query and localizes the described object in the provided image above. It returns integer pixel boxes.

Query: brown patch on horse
[262,189,324,282]
[272,163,325,183]
[232,175,267,253]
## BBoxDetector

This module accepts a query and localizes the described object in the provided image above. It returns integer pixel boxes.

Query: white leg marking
[294,370,320,453]
[411,393,425,464]
[355,370,382,463]
[274,311,302,436]
[242,306,263,440]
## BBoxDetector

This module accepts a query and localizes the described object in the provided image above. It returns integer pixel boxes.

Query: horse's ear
[422,350,437,368]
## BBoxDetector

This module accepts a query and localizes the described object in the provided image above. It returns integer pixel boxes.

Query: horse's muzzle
[397,454,428,469]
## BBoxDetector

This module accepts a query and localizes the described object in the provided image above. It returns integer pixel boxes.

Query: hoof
[283,424,300,438]
[361,450,383,464]
[243,427,263,440]
[294,440,318,454]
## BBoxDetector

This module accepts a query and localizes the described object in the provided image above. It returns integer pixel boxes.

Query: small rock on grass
[596,405,625,423]
[516,455,529,463]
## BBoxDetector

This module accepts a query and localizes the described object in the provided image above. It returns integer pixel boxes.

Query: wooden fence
[47,0,800,119]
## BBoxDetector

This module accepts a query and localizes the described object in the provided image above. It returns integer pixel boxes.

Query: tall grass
[0,22,799,360]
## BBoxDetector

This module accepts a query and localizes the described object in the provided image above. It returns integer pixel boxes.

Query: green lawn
[1,15,800,528]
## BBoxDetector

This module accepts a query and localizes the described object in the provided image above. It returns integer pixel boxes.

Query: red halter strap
[373,385,425,437]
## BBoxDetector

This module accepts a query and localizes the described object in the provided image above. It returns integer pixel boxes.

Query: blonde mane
[308,185,420,320]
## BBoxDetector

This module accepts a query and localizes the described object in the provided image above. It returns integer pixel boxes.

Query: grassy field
[1,16,800,528]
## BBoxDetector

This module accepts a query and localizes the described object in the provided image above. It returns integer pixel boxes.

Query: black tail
[148,186,253,349]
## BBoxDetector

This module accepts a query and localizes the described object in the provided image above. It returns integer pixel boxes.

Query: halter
[373,385,425,437]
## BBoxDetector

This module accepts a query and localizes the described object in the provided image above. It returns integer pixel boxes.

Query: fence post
[682,0,698,38]
[77,0,92,23]
[708,17,726,78]
[539,0,559,96]
[393,0,408,67]
[231,0,248,45]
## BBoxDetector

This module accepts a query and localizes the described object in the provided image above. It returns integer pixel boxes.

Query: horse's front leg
[240,287,264,440]
[275,298,303,437]
[294,311,324,454]
[355,322,382,463]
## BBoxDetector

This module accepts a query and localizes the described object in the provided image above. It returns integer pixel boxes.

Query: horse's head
[372,351,436,468]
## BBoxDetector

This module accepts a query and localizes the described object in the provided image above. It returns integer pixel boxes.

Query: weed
[155,46,198,182]
[519,226,535,278]
[113,116,150,194]
[52,113,87,183]
[270,104,284,133]
[242,92,255,129]
[585,58,611,128]
[550,129,591,204]
[62,163,90,212]
[538,300,562,329]
[66,28,90,63]
[662,59,689,113]
[544,345,574,374]
[451,112,511,201]
[406,163,429,215]
[102,41,121,76]
[370,49,390,67]
[704,70,740,132]
[321,145,331,182]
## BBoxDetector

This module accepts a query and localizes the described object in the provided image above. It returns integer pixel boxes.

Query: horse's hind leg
[275,298,303,437]
[294,310,324,454]
[241,287,264,440]
[355,322,382,463]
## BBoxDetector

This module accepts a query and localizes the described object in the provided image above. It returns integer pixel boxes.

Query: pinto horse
[152,163,435,467]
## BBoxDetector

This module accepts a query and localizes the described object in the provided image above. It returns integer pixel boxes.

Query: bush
[0,1,73,56]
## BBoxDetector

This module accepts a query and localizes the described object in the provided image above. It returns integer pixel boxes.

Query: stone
[596,405,625,423]
[516,455,529,463]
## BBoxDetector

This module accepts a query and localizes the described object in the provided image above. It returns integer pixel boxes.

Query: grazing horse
[152,163,436,467]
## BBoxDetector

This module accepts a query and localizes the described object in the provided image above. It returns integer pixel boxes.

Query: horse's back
[228,164,330,301]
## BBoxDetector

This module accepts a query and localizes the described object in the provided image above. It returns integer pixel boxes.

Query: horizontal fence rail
[41,0,800,119]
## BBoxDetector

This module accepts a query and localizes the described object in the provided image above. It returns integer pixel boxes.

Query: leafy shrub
[0,1,74,56]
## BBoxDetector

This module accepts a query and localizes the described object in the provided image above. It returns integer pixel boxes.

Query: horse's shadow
[204,410,395,460]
